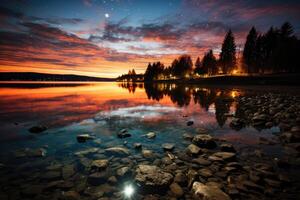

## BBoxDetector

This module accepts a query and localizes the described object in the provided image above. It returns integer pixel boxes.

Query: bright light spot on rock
[124,184,134,198]
[105,13,110,18]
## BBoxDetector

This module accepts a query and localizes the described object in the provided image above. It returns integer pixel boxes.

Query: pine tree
[194,57,204,75]
[243,27,257,73]
[202,50,217,75]
[219,30,236,74]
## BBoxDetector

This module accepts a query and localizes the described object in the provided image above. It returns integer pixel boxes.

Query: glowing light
[231,91,238,98]
[105,13,110,18]
[232,69,238,75]
[123,184,134,198]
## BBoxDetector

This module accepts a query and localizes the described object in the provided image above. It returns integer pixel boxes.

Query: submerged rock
[211,152,236,162]
[117,129,131,138]
[192,134,216,149]
[105,147,130,156]
[62,164,75,180]
[169,182,184,197]
[133,143,142,149]
[77,134,95,143]
[146,132,156,139]
[91,159,109,170]
[192,182,231,200]
[28,125,47,133]
[220,144,236,152]
[135,165,173,193]
[142,149,155,158]
[187,120,194,126]
[74,148,99,156]
[162,143,175,151]
[116,166,131,177]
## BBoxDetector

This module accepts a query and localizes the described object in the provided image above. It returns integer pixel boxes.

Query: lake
[0,82,299,199]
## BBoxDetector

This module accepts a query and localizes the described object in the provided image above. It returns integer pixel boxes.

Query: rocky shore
[0,93,300,200]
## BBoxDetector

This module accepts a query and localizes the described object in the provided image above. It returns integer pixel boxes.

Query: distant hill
[0,72,116,81]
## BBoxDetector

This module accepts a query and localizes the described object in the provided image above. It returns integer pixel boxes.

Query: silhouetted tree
[243,27,257,73]
[194,57,204,75]
[219,30,236,74]
[202,50,217,75]
[144,62,164,81]
[172,55,193,78]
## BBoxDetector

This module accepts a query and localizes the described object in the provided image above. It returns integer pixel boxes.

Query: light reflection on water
[0,81,298,198]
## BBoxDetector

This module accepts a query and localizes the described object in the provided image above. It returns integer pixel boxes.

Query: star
[105,13,110,18]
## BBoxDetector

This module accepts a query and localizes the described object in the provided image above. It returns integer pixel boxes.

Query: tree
[144,62,164,81]
[219,30,236,74]
[243,27,257,73]
[194,57,204,75]
[172,55,193,78]
[202,50,217,75]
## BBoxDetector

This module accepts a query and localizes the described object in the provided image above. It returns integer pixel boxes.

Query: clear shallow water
[0,82,299,199]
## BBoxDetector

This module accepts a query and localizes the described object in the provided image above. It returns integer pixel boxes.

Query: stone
[42,171,61,180]
[162,143,175,151]
[220,144,236,152]
[211,152,236,162]
[28,125,47,133]
[198,168,213,178]
[108,176,117,183]
[62,164,75,180]
[196,127,209,134]
[192,182,231,200]
[183,133,193,140]
[135,165,173,192]
[187,144,202,155]
[105,147,130,155]
[142,149,155,158]
[91,159,109,170]
[117,129,131,138]
[116,166,130,177]
[187,169,198,188]
[174,172,187,186]
[88,172,108,185]
[229,118,244,130]
[192,134,217,149]
[76,134,95,143]
[74,148,99,156]
[146,132,156,139]
[192,157,211,166]
[187,120,194,126]
[169,182,184,197]
[61,191,80,200]
[134,143,142,149]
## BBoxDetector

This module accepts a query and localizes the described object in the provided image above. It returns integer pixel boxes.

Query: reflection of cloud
[95,105,180,119]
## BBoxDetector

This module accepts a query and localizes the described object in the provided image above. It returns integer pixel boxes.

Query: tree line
[117,22,300,82]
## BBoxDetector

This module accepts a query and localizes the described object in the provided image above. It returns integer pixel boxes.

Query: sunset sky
[1,0,300,78]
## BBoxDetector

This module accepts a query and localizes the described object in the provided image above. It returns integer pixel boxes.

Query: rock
[108,176,117,183]
[28,125,47,133]
[105,147,130,155]
[192,157,211,166]
[146,132,156,139]
[198,168,213,178]
[187,120,194,126]
[229,118,244,130]
[117,129,131,138]
[134,143,142,149]
[28,148,47,157]
[174,172,187,186]
[192,182,231,200]
[192,134,217,149]
[42,171,61,180]
[187,169,198,188]
[211,152,236,162]
[116,166,131,177]
[88,172,108,185]
[135,165,173,193]
[74,148,99,156]
[280,131,300,143]
[187,144,202,155]
[62,164,75,180]
[91,159,109,170]
[162,157,173,165]
[162,143,175,151]
[169,182,183,197]
[220,144,236,152]
[183,133,193,140]
[142,149,155,158]
[61,191,80,200]
[76,134,95,143]
[196,127,209,134]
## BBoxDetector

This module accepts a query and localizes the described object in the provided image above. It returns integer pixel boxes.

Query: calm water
[0,82,299,199]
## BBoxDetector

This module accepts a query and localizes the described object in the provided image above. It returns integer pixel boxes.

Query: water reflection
[119,83,240,127]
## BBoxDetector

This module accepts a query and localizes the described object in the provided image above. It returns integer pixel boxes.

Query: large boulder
[192,182,231,200]
[192,134,216,149]
[135,165,173,193]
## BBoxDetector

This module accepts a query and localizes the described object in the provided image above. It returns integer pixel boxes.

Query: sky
[0,0,300,78]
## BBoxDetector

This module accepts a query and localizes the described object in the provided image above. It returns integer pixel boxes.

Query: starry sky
[1,0,300,78]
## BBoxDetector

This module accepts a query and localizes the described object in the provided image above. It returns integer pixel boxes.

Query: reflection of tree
[193,89,216,111]
[169,85,191,107]
[118,82,143,93]
[118,83,238,126]
[214,92,233,127]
